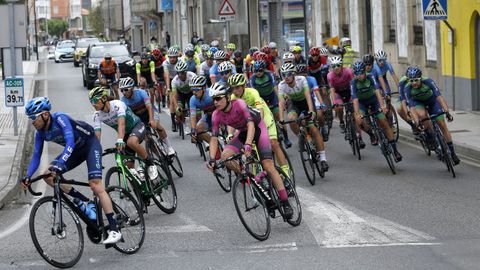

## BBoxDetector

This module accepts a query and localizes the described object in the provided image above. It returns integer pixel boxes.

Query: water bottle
[137,167,146,182]
[74,198,86,213]
[86,201,97,221]
[129,168,140,180]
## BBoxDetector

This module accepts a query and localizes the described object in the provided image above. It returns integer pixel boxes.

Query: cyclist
[136,53,157,98]
[351,61,403,161]
[363,54,376,76]
[373,50,400,97]
[147,36,159,52]
[404,67,460,165]
[119,77,175,156]
[198,44,210,62]
[245,47,259,78]
[22,97,122,244]
[206,83,294,219]
[217,61,236,84]
[209,50,228,85]
[210,40,220,49]
[199,51,214,87]
[328,56,355,133]
[396,67,417,131]
[183,47,200,73]
[163,47,180,131]
[97,52,120,98]
[339,37,355,68]
[278,63,329,171]
[296,64,329,142]
[290,46,306,66]
[225,43,236,60]
[189,75,216,148]
[172,61,196,125]
[151,48,166,108]
[232,51,244,74]
[229,74,292,178]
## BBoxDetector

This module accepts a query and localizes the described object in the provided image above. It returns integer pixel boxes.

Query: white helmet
[201,44,210,52]
[218,61,233,73]
[375,50,387,60]
[213,50,227,60]
[280,63,297,74]
[329,56,343,66]
[119,77,135,89]
[268,42,277,49]
[189,75,207,87]
[320,47,329,56]
[209,82,229,98]
[282,52,294,62]
[210,40,220,48]
[340,37,351,47]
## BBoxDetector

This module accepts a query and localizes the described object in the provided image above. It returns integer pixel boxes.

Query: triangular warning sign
[219,0,235,16]
[424,0,446,16]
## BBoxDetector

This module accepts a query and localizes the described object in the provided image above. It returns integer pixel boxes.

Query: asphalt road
[0,59,479,270]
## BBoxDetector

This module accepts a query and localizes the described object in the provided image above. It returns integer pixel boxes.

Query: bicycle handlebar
[279,112,312,125]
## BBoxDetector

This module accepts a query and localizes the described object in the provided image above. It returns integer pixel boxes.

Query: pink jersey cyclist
[327,67,354,104]
[212,99,272,160]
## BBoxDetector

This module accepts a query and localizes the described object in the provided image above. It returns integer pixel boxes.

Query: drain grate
[449,129,470,134]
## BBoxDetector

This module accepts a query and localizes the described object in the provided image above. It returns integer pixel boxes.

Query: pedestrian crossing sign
[422,0,447,20]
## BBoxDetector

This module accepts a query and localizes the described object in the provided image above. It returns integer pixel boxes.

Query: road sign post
[218,0,236,21]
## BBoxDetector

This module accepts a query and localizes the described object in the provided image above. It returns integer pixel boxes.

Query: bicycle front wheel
[276,168,302,226]
[107,186,145,254]
[388,104,400,142]
[379,131,396,175]
[232,177,270,241]
[150,159,178,213]
[436,133,456,178]
[299,134,316,185]
[169,153,184,177]
[29,196,84,268]
[106,167,145,213]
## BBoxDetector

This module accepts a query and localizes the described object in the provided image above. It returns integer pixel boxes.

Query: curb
[0,72,40,209]
[398,126,480,164]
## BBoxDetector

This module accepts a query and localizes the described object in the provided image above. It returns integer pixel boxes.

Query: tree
[88,6,104,36]
[44,19,68,38]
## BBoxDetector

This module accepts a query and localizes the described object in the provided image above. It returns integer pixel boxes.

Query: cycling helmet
[119,77,135,89]
[210,40,220,48]
[249,47,259,55]
[189,75,207,87]
[175,61,188,72]
[209,46,219,54]
[329,56,343,66]
[104,52,112,60]
[352,61,366,75]
[233,50,242,58]
[340,37,351,47]
[261,46,271,55]
[255,52,268,62]
[185,43,194,51]
[218,61,233,73]
[184,48,195,57]
[226,43,236,50]
[228,73,247,87]
[201,44,210,52]
[214,50,227,60]
[375,50,387,60]
[405,66,415,76]
[253,60,266,72]
[152,48,161,56]
[268,42,277,49]
[362,54,375,65]
[205,51,214,59]
[406,67,422,79]
[167,47,179,57]
[209,82,229,97]
[296,64,307,74]
[140,52,149,59]
[88,86,109,101]
[25,97,51,116]
[309,47,320,56]
[319,47,329,56]
[289,45,302,53]
[281,63,297,74]
[282,52,294,62]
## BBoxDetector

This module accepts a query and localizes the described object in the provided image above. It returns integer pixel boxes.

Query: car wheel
[55,59,59,63]
[74,61,79,67]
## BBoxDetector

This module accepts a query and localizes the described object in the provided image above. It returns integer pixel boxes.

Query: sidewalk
[0,60,39,209]
[398,110,480,163]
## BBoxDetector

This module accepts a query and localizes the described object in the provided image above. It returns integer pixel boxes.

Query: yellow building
[440,0,480,110]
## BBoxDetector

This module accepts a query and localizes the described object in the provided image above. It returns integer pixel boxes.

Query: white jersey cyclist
[278,75,310,101]
[93,100,140,132]
[172,71,197,94]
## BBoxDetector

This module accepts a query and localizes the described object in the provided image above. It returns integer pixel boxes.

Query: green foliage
[88,6,104,36]
[42,19,68,38]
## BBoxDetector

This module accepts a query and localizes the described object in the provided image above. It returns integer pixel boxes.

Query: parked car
[73,38,100,67]
[54,40,75,63]
[81,42,136,89]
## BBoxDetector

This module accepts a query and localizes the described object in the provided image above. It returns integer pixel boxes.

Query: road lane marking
[297,187,437,248]
[148,213,212,234]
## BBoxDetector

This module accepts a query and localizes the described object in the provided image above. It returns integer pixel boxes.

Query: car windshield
[90,45,129,58]
[58,42,74,49]
[76,39,99,48]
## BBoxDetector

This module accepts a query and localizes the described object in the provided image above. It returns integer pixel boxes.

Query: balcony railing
[131,0,157,13]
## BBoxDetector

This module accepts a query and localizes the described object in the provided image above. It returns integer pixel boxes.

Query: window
[53,5,58,15]
[413,0,424,45]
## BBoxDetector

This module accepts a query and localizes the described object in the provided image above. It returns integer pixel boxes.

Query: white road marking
[297,187,438,248]
[148,213,212,234]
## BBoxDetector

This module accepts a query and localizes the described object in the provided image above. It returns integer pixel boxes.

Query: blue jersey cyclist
[189,75,216,147]
[372,50,400,96]
[209,50,228,85]
[21,97,122,245]
[119,77,175,156]
[351,61,403,161]
[403,67,460,165]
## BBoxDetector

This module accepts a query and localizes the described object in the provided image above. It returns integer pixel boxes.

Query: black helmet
[362,54,374,65]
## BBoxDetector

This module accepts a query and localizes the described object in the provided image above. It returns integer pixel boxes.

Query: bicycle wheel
[150,159,178,213]
[276,168,302,226]
[418,134,431,156]
[299,133,316,185]
[105,167,145,213]
[388,104,400,142]
[232,176,270,241]
[436,133,456,178]
[147,139,174,182]
[169,153,184,177]
[29,196,84,268]
[378,130,396,175]
[178,121,185,140]
[106,186,145,254]
[197,141,206,161]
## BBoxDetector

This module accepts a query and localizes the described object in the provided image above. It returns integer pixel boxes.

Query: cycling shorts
[123,122,146,157]
[333,90,352,105]
[177,92,193,109]
[225,121,272,161]
[260,91,279,114]
[100,73,116,83]
[197,113,212,130]
[413,98,445,121]
[140,72,154,88]
[50,135,102,180]
[358,98,386,120]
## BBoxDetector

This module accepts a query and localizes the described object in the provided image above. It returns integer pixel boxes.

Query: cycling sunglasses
[191,87,204,92]
[311,54,319,57]
[331,64,342,69]
[121,87,133,93]
[213,95,226,101]
[354,71,365,76]
[282,72,295,78]
[219,70,231,76]
[255,69,264,73]
[409,78,422,84]
[28,112,44,121]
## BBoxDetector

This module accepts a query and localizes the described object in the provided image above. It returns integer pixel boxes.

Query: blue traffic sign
[422,0,447,20]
